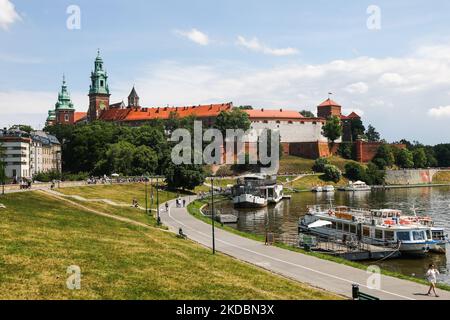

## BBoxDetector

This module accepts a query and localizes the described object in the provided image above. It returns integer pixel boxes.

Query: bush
[344,162,366,182]
[313,157,330,173]
[323,165,342,183]
[33,170,61,182]
[365,163,386,185]
[338,143,353,160]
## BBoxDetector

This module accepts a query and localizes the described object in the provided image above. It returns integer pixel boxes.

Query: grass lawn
[279,156,358,174]
[289,174,350,191]
[0,192,339,300]
[58,183,184,208]
[433,171,450,183]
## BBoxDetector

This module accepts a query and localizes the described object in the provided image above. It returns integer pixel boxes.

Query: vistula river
[214,186,450,285]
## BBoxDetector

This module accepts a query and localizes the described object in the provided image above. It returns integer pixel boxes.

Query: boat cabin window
[384,231,395,241]
[363,227,370,237]
[426,230,432,240]
[350,225,357,234]
[375,229,383,240]
[337,222,343,230]
[343,224,350,233]
[413,231,426,241]
[396,231,411,241]
[331,221,337,229]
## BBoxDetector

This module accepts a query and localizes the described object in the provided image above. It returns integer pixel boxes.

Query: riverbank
[188,197,450,292]
[0,190,339,300]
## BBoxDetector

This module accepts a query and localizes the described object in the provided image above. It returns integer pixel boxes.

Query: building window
[65,114,69,122]
[100,80,104,87]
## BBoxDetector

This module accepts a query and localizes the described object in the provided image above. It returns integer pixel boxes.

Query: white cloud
[237,36,299,56]
[175,28,209,46]
[344,82,368,94]
[0,0,21,30]
[428,106,450,118]
[379,72,406,86]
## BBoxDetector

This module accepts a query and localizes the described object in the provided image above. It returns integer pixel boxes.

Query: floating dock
[311,241,401,261]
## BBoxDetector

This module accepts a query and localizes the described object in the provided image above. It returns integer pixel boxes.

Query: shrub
[312,157,330,173]
[344,162,366,182]
[323,165,342,183]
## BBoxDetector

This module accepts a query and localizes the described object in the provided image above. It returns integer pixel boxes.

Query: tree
[96,141,136,175]
[412,148,428,168]
[344,162,366,182]
[396,149,414,168]
[365,163,386,185]
[237,105,253,110]
[372,144,395,169]
[312,157,330,173]
[11,124,33,133]
[164,163,206,191]
[322,116,342,146]
[434,144,450,167]
[300,110,315,118]
[366,125,380,142]
[131,146,158,176]
[214,109,251,135]
[323,165,342,183]
[338,143,353,159]
[350,118,366,141]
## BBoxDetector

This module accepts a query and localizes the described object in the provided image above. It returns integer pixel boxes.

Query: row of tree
[44,109,253,190]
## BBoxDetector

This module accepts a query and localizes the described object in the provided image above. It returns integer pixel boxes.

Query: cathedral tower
[128,86,140,108]
[88,50,110,122]
[55,75,75,125]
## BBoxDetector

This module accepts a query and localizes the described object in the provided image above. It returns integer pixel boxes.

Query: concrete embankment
[385,169,450,185]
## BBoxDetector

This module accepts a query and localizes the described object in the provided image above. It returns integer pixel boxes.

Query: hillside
[279,155,358,174]
[0,190,338,300]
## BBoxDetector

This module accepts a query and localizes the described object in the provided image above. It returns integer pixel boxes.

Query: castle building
[44,52,375,161]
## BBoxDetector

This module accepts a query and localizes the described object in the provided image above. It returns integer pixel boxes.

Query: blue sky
[1,0,450,144]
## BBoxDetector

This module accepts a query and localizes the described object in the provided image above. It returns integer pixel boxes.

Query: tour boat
[323,185,335,193]
[401,214,449,254]
[339,181,371,192]
[312,186,323,193]
[299,206,435,255]
[232,174,284,208]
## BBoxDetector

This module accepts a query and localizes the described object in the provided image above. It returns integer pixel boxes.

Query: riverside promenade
[160,196,450,301]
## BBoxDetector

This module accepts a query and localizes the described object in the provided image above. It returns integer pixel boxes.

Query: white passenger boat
[312,186,323,193]
[339,181,371,192]
[232,174,284,208]
[299,206,436,255]
[323,185,335,193]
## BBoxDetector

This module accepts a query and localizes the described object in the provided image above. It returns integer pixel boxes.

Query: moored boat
[232,174,284,208]
[299,206,437,256]
[338,181,371,192]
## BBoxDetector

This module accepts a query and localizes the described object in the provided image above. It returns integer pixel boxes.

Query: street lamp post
[149,176,153,215]
[156,177,161,225]
[145,177,148,215]
[210,176,216,255]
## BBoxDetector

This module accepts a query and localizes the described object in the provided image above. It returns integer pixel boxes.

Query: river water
[214,186,450,285]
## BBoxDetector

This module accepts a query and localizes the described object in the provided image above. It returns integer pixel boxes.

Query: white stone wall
[247,120,335,143]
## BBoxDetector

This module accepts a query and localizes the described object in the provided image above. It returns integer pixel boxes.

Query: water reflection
[215,186,450,285]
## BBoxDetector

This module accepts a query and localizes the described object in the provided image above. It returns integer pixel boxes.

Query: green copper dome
[89,50,110,95]
[47,109,56,121]
[55,75,75,110]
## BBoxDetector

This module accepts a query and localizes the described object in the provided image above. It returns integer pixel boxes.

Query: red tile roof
[74,112,87,123]
[347,112,361,119]
[99,103,233,122]
[318,98,341,107]
[245,109,303,120]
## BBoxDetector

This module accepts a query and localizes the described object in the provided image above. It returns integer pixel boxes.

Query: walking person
[165,202,169,212]
[183,199,186,207]
[426,264,440,297]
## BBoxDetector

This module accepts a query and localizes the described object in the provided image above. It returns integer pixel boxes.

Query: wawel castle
[46,52,374,161]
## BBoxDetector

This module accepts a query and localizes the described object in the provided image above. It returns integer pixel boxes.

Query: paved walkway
[160,196,450,300]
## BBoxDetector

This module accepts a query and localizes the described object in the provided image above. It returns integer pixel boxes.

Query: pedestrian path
[160,196,450,301]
